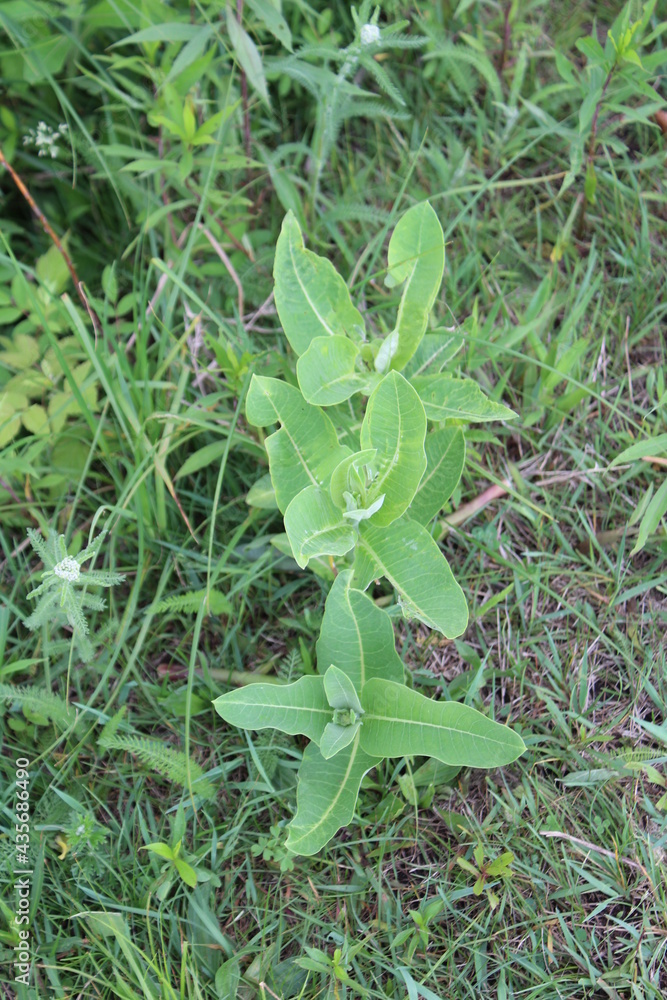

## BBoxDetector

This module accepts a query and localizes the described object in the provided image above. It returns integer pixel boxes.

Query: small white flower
[54,556,81,583]
[360,23,381,46]
[22,121,67,159]
[76,824,86,836]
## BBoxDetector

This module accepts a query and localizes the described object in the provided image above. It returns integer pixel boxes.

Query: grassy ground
[1,1,666,997]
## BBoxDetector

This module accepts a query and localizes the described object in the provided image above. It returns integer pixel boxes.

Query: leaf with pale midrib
[360,679,526,768]
[353,517,468,638]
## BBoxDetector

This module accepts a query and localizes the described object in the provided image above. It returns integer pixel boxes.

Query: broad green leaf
[213,675,330,744]
[412,375,517,423]
[297,336,371,405]
[285,736,381,855]
[411,757,461,788]
[317,570,404,690]
[360,371,427,525]
[323,664,364,714]
[174,858,198,887]
[403,330,462,378]
[21,404,49,436]
[246,0,293,51]
[0,333,40,370]
[330,450,377,509]
[320,719,361,759]
[360,679,526,767]
[375,202,445,373]
[246,375,350,511]
[271,534,336,581]
[0,392,26,446]
[36,239,72,296]
[144,842,175,860]
[273,212,365,355]
[353,518,468,638]
[409,428,465,525]
[284,486,356,568]
[226,6,270,108]
[246,472,278,509]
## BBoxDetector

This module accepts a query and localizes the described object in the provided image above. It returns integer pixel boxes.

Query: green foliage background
[0,0,666,997]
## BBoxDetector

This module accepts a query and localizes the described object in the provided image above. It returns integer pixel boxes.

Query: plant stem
[0,145,101,335]
[209,667,285,685]
[236,0,252,167]
[577,63,616,239]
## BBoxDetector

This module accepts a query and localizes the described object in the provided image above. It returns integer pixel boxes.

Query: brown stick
[540,830,652,883]
[0,146,101,336]
[444,483,509,528]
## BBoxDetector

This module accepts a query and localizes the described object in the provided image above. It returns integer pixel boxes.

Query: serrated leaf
[353,517,468,638]
[150,588,232,616]
[246,375,351,511]
[213,675,330,744]
[273,212,365,355]
[21,404,49,435]
[360,679,525,767]
[375,202,445,373]
[409,427,465,524]
[360,371,427,525]
[297,335,370,405]
[285,737,381,855]
[226,6,270,107]
[0,393,23,446]
[317,570,404,690]
[412,375,517,423]
[0,332,40,370]
[284,485,356,568]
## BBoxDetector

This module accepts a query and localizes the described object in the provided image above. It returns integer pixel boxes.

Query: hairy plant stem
[309,45,360,218]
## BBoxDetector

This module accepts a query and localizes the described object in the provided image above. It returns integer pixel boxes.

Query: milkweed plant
[214,199,527,856]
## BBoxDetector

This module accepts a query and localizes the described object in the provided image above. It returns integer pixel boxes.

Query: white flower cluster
[360,23,381,46]
[54,556,81,582]
[22,121,68,159]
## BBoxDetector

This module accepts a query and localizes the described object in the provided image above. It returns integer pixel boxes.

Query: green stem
[209,668,285,686]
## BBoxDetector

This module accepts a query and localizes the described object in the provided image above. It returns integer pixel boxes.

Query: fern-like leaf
[0,683,80,730]
[148,589,232,616]
[98,733,216,799]
[98,706,128,744]
[26,527,51,566]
